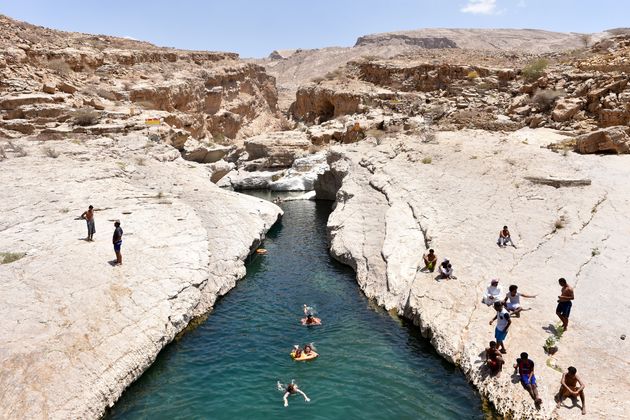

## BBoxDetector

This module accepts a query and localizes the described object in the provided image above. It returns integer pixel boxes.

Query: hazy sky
[1,0,626,57]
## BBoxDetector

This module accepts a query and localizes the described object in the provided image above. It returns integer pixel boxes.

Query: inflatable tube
[256,249,267,255]
[290,351,319,361]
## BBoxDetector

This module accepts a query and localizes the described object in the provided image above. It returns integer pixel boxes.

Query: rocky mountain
[259,28,607,109]
[0,14,282,146]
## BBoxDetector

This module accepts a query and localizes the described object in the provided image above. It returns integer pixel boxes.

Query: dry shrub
[0,145,6,160]
[47,59,72,76]
[578,33,593,48]
[421,156,432,164]
[324,68,344,80]
[278,115,295,131]
[43,147,60,158]
[532,89,563,112]
[467,70,479,79]
[0,252,26,264]
[522,58,549,82]
[96,88,117,101]
[73,109,100,126]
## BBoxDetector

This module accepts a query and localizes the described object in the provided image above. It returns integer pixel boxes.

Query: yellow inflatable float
[290,350,319,361]
[256,248,268,255]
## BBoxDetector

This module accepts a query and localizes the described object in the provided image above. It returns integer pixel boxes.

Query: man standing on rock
[489,301,511,354]
[556,278,574,330]
[80,205,95,241]
[112,220,123,266]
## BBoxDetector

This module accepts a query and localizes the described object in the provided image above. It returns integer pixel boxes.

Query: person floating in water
[556,277,574,331]
[497,225,517,248]
[514,352,542,407]
[277,381,310,407]
[112,220,123,266]
[301,304,322,325]
[555,366,586,415]
[80,205,95,241]
[422,249,437,272]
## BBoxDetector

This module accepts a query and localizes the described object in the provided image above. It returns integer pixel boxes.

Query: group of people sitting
[421,249,455,280]
[422,225,583,413]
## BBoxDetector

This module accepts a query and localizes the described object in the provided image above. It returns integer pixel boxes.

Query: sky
[0,0,626,57]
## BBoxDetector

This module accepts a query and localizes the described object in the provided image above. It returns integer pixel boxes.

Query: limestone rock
[575,126,630,154]
[244,131,311,168]
[551,98,583,122]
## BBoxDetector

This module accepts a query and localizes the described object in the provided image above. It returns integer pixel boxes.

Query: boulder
[0,94,55,110]
[244,131,310,168]
[269,153,329,191]
[57,82,78,94]
[182,140,233,164]
[551,98,583,122]
[575,126,630,154]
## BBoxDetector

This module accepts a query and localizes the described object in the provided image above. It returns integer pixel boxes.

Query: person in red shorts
[485,341,504,376]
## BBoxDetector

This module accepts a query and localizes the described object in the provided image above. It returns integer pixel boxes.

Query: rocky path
[321,128,630,419]
[0,135,281,419]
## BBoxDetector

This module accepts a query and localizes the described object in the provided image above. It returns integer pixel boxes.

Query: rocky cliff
[0,135,282,419]
[0,15,281,148]
[316,130,630,419]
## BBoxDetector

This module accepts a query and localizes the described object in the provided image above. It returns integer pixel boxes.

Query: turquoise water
[107,194,482,419]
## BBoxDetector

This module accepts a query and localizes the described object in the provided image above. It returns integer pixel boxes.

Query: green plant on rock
[421,156,432,164]
[1,252,26,264]
[522,58,549,82]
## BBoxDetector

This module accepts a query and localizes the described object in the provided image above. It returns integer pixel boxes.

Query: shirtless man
[497,225,516,248]
[555,366,586,415]
[485,341,504,376]
[80,205,95,241]
[422,249,438,272]
[556,278,574,330]
[504,285,536,317]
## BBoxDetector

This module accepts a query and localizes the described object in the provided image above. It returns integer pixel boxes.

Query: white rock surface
[269,153,328,191]
[0,135,281,419]
[319,129,630,419]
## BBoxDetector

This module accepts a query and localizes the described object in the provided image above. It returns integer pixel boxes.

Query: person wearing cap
[482,279,503,305]
[437,259,454,280]
[497,225,517,248]
[112,220,123,266]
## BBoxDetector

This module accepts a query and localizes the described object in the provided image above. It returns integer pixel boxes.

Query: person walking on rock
[112,220,123,266]
[489,301,511,354]
[80,205,95,241]
[556,278,574,330]
[555,366,586,415]
[514,352,542,406]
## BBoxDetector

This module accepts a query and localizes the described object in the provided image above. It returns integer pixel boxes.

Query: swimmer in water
[278,380,310,407]
[301,304,322,325]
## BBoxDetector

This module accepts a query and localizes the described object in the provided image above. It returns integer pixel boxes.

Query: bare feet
[582,407,586,415]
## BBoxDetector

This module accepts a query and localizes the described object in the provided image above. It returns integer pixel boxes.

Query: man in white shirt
[483,279,503,305]
[489,301,511,354]
[504,284,537,317]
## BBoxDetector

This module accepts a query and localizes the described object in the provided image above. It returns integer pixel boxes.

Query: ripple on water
[107,197,482,420]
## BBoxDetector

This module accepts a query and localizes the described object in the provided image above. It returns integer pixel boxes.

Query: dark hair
[568,366,577,374]
[489,341,497,347]
[429,249,434,253]
[287,383,296,392]
[89,205,93,209]
[503,225,508,229]
[509,285,518,292]
[520,352,528,359]
[559,277,567,285]
[447,263,452,268]
[493,301,503,309]
[114,221,120,227]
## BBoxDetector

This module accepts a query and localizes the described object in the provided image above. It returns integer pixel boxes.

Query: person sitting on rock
[497,225,516,248]
[485,341,504,376]
[555,366,586,415]
[301,304,322,325]
[437,259,454,280]
[422,249,438,272]
[482,279,503,306]
[278,381,310,407]
[504,285,536,317]
[489,301,510,354]
[514,352,542,406]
